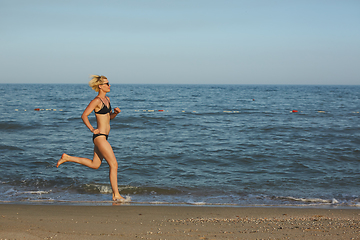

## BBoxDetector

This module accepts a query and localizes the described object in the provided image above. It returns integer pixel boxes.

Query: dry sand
[1,204,360,239]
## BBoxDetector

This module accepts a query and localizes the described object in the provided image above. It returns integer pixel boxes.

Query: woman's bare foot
[112,193,125,201]
[57,153,70,167]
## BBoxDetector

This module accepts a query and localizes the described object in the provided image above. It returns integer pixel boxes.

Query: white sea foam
[114,195,132,203]
[276,196,339,204]
[188,202,206,205]
[16,190,50,195]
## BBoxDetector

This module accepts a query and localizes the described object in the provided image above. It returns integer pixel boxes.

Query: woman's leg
[57,147,103,169]
[93,136,124,201]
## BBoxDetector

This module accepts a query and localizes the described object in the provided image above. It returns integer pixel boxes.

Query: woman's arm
[107,97,120,120]
[81,98,101,133]
[110,107,121,120]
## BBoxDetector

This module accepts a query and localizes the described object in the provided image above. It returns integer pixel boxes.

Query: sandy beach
[1,204,359,239]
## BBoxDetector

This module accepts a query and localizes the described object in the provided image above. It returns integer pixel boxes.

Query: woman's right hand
[92,129,100,134]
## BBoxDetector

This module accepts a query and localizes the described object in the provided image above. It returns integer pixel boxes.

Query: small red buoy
[34,108,40,111]
[292,110,298,113]
[158,110,164,112]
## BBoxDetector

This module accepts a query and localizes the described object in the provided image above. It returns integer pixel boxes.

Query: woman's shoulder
[90,97,102,105]
[92,96,102,102]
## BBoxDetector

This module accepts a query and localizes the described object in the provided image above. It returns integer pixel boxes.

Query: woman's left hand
[114,107,121,114]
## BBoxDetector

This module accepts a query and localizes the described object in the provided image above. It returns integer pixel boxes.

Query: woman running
[57,75,127,202]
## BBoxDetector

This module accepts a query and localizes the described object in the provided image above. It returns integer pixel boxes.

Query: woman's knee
[108,161,118,170]
[91,162,102,169]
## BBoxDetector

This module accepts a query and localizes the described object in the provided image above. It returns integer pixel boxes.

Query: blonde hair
[89,75,107,92]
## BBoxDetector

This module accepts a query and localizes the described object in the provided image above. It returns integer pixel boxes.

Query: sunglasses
[102,82,110,86]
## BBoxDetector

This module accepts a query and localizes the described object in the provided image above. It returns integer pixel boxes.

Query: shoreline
[2,200,360,209]
[1,204,359,239]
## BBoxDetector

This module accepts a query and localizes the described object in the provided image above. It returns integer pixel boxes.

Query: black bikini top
[94,97,111,115]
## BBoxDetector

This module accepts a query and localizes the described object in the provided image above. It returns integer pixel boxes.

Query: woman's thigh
[93,145,104,165]
[93,136,117,167]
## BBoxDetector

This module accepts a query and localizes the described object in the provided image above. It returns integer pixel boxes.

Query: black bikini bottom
[93,133,109,142]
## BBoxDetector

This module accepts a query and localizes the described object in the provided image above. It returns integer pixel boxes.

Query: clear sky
[1,0,359,84]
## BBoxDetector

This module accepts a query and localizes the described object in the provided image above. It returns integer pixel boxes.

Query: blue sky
[1,0,359,84]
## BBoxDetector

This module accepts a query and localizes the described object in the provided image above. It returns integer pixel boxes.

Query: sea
[0,84,359,207]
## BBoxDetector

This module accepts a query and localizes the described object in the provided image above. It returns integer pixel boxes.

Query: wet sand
[1,204,359,239]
